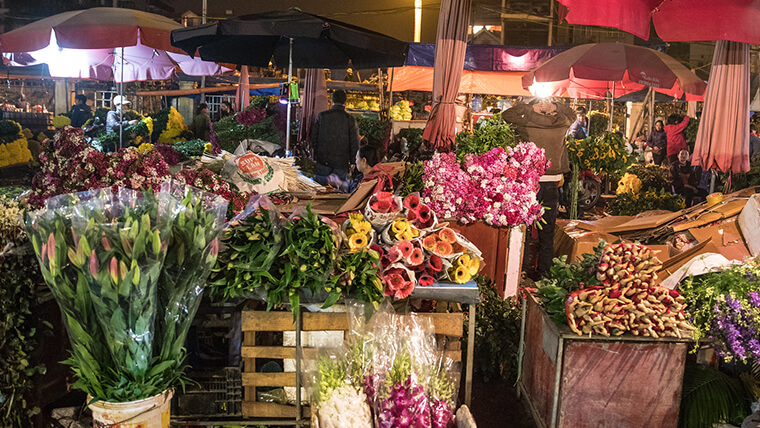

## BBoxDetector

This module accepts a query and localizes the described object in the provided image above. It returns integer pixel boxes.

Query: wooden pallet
[241,307,464,419]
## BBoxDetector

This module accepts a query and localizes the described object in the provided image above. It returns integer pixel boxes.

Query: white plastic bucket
[89,390,173,428]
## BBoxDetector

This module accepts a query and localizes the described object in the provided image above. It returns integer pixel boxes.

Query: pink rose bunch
[422,143,549,227]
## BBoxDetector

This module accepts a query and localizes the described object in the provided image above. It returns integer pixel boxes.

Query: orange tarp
[390,66,532,96]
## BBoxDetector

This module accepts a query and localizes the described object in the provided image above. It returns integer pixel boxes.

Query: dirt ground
[469,377,537,428]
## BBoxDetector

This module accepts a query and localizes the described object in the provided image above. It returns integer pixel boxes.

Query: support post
[465,304,475,406]
[286,38,293,156]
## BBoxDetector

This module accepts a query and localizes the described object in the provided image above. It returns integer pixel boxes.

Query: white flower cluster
[318,383,372,428]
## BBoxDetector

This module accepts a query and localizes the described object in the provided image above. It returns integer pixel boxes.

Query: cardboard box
[279,179,377,215]
[554,220,619,261]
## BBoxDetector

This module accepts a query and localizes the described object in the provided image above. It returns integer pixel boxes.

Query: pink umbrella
[0,8,225,82]
[521,43,706,100]
[235,67,250,112]
[423,0,472,152]
[557,0,760,44]
[692,41,750,175]
[298,68,328,156]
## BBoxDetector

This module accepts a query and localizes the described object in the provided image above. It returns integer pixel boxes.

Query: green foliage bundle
[624,164,670,192]
[397,128,423,155]
[400,161,423,197]
[684,116,700,144]
[463,276,521,382]
[587,110,610,137]
[567,132,633,176]
[356,117,390,150]
[455,115,518,161]
[172,139,206,158]
[0,197,46,427]
[607,188,684,216]
[679,364,751,428]
[97,119,150,152]
[213,115,282,153]
[535,240,606,325]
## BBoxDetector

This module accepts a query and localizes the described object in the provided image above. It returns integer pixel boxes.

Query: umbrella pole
[608,81,615,132]
[120,47,124,150]
[286,37,293,156]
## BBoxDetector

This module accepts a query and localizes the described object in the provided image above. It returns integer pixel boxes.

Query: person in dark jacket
[312,90,360,186]
[669,149,707,207]
[647,120,667,165]
[192,103,211,141]
[567,105,588,140]
[218,101,234,120]
[503,98,574,279]
[69,94,92,128]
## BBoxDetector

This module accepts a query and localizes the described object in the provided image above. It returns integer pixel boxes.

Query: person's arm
[674,116,690,133]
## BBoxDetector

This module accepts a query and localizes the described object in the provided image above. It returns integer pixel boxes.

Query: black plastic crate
[173,367,242,417]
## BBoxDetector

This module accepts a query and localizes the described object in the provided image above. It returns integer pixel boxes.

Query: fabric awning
[391,66,532,96]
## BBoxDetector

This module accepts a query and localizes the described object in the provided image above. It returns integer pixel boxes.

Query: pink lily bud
[46,233,55,265]
[90,251,99,276]
[102,236,112,251]
[209,238,219,258]
[40,243,47,264]
[109,257,119,284]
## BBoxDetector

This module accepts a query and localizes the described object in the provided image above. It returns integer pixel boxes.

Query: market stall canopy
[556,0,760,44]
[405,43,566,71]
[392,66,532,96]
[521,43,706,100]
[170,9,409,69]
[0,7,227,82]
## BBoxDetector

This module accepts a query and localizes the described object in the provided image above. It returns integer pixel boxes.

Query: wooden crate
[241,308,464,419]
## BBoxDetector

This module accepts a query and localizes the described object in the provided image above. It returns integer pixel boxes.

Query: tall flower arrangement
[0,119,33,167]
[422,143,548,227]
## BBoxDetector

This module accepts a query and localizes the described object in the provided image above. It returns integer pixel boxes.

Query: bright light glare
[530,82,554,99]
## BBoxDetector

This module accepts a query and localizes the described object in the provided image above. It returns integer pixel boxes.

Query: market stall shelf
[518,292,689,428]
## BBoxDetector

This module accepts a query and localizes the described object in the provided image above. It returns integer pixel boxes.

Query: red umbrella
[557,0,760,44]
[521,43,706,100]
[0,7,183,53]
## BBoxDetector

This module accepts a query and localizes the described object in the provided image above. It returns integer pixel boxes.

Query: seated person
[669,149,708,207]
[328,145,393,193]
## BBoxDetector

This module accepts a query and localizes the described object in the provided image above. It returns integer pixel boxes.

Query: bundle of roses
[422,143,548,227]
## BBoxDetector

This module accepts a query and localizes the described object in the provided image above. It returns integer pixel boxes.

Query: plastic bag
[209,194,285,301]
[372,310,435,428]
[429,355,460,428]
[25,187,180,401]
[309,347,373,428]
[155,181,228,366]
[222,150,284,194]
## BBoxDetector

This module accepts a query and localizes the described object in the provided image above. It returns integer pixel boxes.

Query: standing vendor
[503,98,575,279]
[311,90,360,186]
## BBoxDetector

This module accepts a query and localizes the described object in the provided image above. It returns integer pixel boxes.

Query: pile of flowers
[156,106,187,144]
[52,115,71,129]
[679,261,760,362]
[0,120,33,167]
[566,132,632,176]
[422,144,548,227]
[29,127,172,207]
[364,192,484,300]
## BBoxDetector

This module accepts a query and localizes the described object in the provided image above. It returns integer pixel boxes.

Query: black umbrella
[171,10,408,153]
[171,9,409,69]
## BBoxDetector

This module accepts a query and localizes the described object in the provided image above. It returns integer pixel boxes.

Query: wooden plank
[426,312,464,337]
[242,402,311,419]
[242,346,321,360]
[242,311,348,332]
[242,372,296,387]
[135,83,280,97]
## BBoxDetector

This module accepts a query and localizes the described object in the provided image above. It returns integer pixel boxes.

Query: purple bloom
[749,291,760,308]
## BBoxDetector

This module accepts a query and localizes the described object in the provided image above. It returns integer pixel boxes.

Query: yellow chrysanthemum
[137,142,154,154]
[52,115,71,129]
[204,142,213,152]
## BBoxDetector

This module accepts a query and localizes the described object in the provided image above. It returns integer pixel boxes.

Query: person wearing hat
[106,95,138,135]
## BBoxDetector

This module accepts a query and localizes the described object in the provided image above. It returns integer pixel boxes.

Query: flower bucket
[89,390,173,428]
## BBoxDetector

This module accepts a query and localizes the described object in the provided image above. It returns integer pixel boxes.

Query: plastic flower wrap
[429,356,459,428]
[209,195,285,300]
[312,350,373,428]
[365,191,402,230]
[372,312,436,428]
[382,264,416,300]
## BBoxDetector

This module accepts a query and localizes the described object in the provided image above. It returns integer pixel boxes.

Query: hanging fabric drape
[692,41,750,174]
[235,67,250,112]
[422,0,472,152]
[298,68,328,156]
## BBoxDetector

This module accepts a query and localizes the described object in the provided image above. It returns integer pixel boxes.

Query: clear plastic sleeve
[309,346,373,428]
[155,181,229,368]
[208,194,285,301]
[429,355,460,428]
